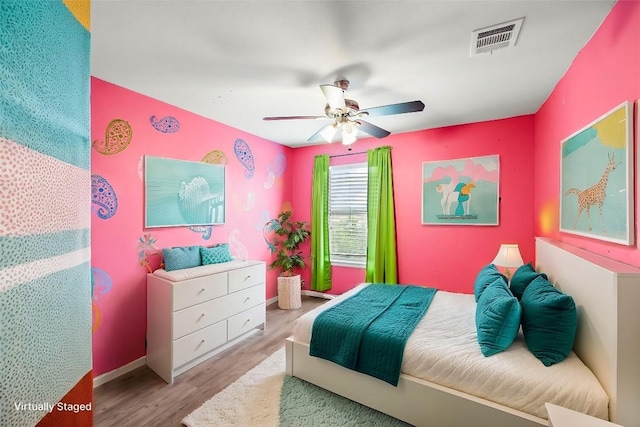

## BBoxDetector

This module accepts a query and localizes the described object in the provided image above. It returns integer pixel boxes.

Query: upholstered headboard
[535,237,640,426]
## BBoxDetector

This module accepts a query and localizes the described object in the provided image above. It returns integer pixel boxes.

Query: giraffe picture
[560,101,634,245]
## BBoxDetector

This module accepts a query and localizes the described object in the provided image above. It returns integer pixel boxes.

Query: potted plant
[268,210,310,309]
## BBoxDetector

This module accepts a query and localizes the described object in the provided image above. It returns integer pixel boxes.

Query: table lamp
[491,244,524,280]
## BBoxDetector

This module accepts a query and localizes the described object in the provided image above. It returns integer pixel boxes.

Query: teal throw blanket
[310,284,437,386]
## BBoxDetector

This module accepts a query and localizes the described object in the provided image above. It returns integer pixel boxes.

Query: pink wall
[90,78,292,376]
[534,0,640,266]
[291,115,536,295]
[90,1,637,379]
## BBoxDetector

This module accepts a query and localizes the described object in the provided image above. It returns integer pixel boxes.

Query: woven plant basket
[277,275,302,310]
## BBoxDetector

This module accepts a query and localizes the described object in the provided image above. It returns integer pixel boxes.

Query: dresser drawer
[226,283,265,312]
[228,263,265,293]
[228,304,266,341]
[172,272,228,310]
[173,284,265,339]
[172,321,226,368]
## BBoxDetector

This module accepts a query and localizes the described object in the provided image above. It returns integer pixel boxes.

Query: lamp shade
[341,122,358,145]
[491,244,524,268]
[319,123,337,142]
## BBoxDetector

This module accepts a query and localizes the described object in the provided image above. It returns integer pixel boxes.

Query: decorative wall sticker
[91,267,112,334]
[92,119,133,155]
[189,225,213,240]
[149,115,180,133]
[232,191,256,213]
[137,233,160,273]
[202,149,228,165]
[244,191,256,211]
[233,138,255,178]
[263,218,281,253]
[281,201,293,213]
[91,267,112,297]
[234,190,256,212]
[264,152,286,189]
[264,171,276,189]
[254,210,270,231]
[92,302,102,334]
[269,152,287,177]
[91,174,118,219]
[228,229,249,260]
[137,155,144,181]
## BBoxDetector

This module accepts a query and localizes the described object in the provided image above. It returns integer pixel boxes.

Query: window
[329,163,368,267]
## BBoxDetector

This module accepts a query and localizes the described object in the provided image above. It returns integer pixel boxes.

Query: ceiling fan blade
[320,84,346,111]
[359,100,425,117]
[308,123,338,143]
[356,120,390,139]
[263,115,327,121]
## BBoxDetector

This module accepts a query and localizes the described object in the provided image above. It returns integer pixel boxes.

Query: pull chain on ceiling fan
[263,79,425,146]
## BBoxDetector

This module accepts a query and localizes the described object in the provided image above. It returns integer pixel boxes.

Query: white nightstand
[546,403,623,427]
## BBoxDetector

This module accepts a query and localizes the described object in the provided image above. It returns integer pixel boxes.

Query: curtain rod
[329,151,367,158]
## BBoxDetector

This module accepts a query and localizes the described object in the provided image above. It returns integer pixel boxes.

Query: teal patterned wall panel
[0,263,92,426]
[0,0,90,170]
[0,1,91,425]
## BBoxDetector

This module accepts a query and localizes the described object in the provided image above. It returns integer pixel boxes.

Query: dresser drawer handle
[244,319,251,325]
[244,275,251,281]
[244,297,251,302]
[198,288,206,294]
[198,313,205,320]
[197,339,205,348]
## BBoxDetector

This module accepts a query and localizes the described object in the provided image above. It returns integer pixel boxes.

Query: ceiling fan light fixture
[319,123,338,142]
[342,122,358,145]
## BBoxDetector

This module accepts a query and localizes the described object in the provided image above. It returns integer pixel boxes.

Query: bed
[285,238,640,427]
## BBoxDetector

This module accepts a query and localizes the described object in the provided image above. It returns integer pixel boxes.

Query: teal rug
[182,348,411,427]
[280,375,411,427]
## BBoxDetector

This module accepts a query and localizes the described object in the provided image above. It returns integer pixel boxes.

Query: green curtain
[365,146,398,284]
[311,155,332,291]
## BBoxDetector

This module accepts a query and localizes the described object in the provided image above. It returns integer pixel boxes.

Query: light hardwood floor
[93,296,327,426]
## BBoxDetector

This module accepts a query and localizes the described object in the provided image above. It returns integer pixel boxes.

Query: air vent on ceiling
[470,17,524,57]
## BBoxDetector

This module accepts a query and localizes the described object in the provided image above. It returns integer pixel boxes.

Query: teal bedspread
[309,284,437,386]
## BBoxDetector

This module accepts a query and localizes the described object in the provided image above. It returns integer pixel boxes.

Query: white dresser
[146,261,266,383]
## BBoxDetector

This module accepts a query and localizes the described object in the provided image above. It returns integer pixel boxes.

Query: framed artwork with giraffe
[421,154,499,225]
[560,101,634,245]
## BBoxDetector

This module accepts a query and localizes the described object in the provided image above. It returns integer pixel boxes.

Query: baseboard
[267,290,334,307]
[95,292,332,387]
[93,355,147,388]
[266,296,278,306]
[301,290,335,300]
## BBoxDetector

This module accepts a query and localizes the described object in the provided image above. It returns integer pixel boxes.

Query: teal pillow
[200,244,233,265]
[510,263,548,300]
[475,277,522,356]
[162,246,201,271]
[474,264,507,302]
[521,276,577,366]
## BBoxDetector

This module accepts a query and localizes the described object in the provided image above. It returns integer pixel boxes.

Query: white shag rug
[182,348,285,427]
[183,347,411,427]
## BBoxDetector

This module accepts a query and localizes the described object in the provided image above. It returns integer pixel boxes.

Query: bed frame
[285,238,640,427]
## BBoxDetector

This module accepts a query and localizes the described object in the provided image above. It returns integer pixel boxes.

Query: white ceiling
[90,0,615,148]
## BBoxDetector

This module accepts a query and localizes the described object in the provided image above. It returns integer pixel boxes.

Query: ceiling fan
[263,79,425,146]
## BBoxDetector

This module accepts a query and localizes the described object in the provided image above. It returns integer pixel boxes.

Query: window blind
[329,163,368,266]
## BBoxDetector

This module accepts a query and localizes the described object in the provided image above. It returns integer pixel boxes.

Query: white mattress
[153,260,249,282]
[293,284,610,420]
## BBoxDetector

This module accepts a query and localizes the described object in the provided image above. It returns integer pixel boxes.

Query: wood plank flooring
[93,296,327,426]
